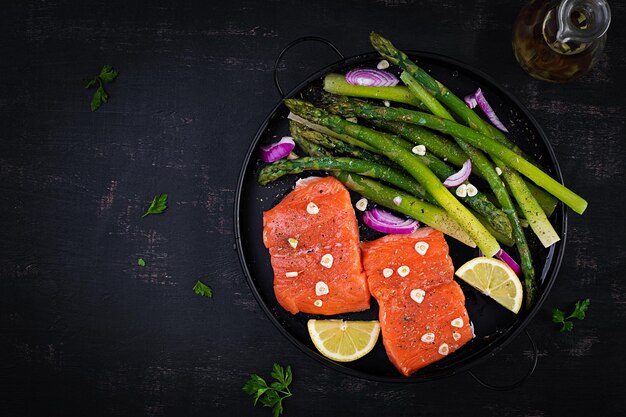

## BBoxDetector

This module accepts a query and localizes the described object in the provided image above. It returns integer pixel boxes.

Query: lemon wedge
[455,257,524,314]
[307,319,380,362]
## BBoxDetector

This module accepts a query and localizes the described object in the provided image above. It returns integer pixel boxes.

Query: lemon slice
[307,319,380,362]
[455,257,524,314]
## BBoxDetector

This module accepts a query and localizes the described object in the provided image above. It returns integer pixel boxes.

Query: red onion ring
[464,94,477,109]
[465,88,509,132]
[363,209,419,234]
[443,159,472,187]
[345,68,399,87]
[369,208,414,225]
[259,137,295,162]
[495,249,522,275]
[478,248,522,275]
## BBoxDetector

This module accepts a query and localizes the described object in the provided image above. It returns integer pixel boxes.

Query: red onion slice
[443,159,472,187]
[464,94,477,109]
[363,209,419,234]
[370,208,418,226]
[259,136,295,162]
[465,88,509,132]
[345,69,399,87]
[478,248,522,275]
[495,249,522,275]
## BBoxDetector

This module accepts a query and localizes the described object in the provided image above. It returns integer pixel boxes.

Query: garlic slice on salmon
[414,241,429,255]
[315,281,329,296]
[307,202,319,214]
[410,288,426,304]
[397,265,410,277]
[421,332,435,343]
[451,318,464,328]
[320,254,334,268]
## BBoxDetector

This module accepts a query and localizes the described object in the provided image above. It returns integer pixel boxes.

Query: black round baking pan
[234,38,567,384]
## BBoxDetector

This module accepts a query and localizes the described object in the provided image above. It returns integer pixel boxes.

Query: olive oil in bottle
[512,0,611,82]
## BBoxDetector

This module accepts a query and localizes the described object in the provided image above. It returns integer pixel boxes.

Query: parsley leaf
[242,374,269,405]
[551,308,565,324]
[259,390,281,408]
[271,363,287,386]
[552,299,590,332]
[243,363,293,417]
[143,194,168,217]
[570,298,590,320]
[561,321,574,332]
[193,280,213,298]
[137,258,146,267]
[272,401,283,417]
[91,84,108,111]
[84,65,118,111]
[84,78,98,89]
[98,65,119,83]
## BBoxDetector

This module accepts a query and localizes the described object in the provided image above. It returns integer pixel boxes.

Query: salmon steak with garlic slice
[361,227,473,376]
[263,176,370,315]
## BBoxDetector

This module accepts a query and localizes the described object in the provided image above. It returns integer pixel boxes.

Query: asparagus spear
[324,96,587,215]
[284,98,501,257]
[292,115,446,188]
[373,120,467,165]
[399,70,539,305]
[322,99,456,175]
[290,120,395,167]
[290,125,331,157]
[323,73,425,109]
[257,155,434,204]
[288,112,378,153]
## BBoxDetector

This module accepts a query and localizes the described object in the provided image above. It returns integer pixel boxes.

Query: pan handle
[273,36,344,98]
[467,329,538,391]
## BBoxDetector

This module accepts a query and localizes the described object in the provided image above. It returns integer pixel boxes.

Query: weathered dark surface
[1,1,624,416]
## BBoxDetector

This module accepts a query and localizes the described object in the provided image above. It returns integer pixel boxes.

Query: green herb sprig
[84,65,119,111]
[193,280,213,298]
[143,194,168,217]
[137,258,146,267]
[552,299,590,332]
[243,363,293,417]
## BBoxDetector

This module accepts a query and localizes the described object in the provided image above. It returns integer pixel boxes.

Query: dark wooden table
[2,1,624,415]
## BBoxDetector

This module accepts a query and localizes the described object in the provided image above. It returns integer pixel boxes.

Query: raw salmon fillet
[263,176,370,315]
[361,228,473,376]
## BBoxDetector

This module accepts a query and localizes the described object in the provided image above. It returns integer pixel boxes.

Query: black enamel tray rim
[234,50,568,383]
